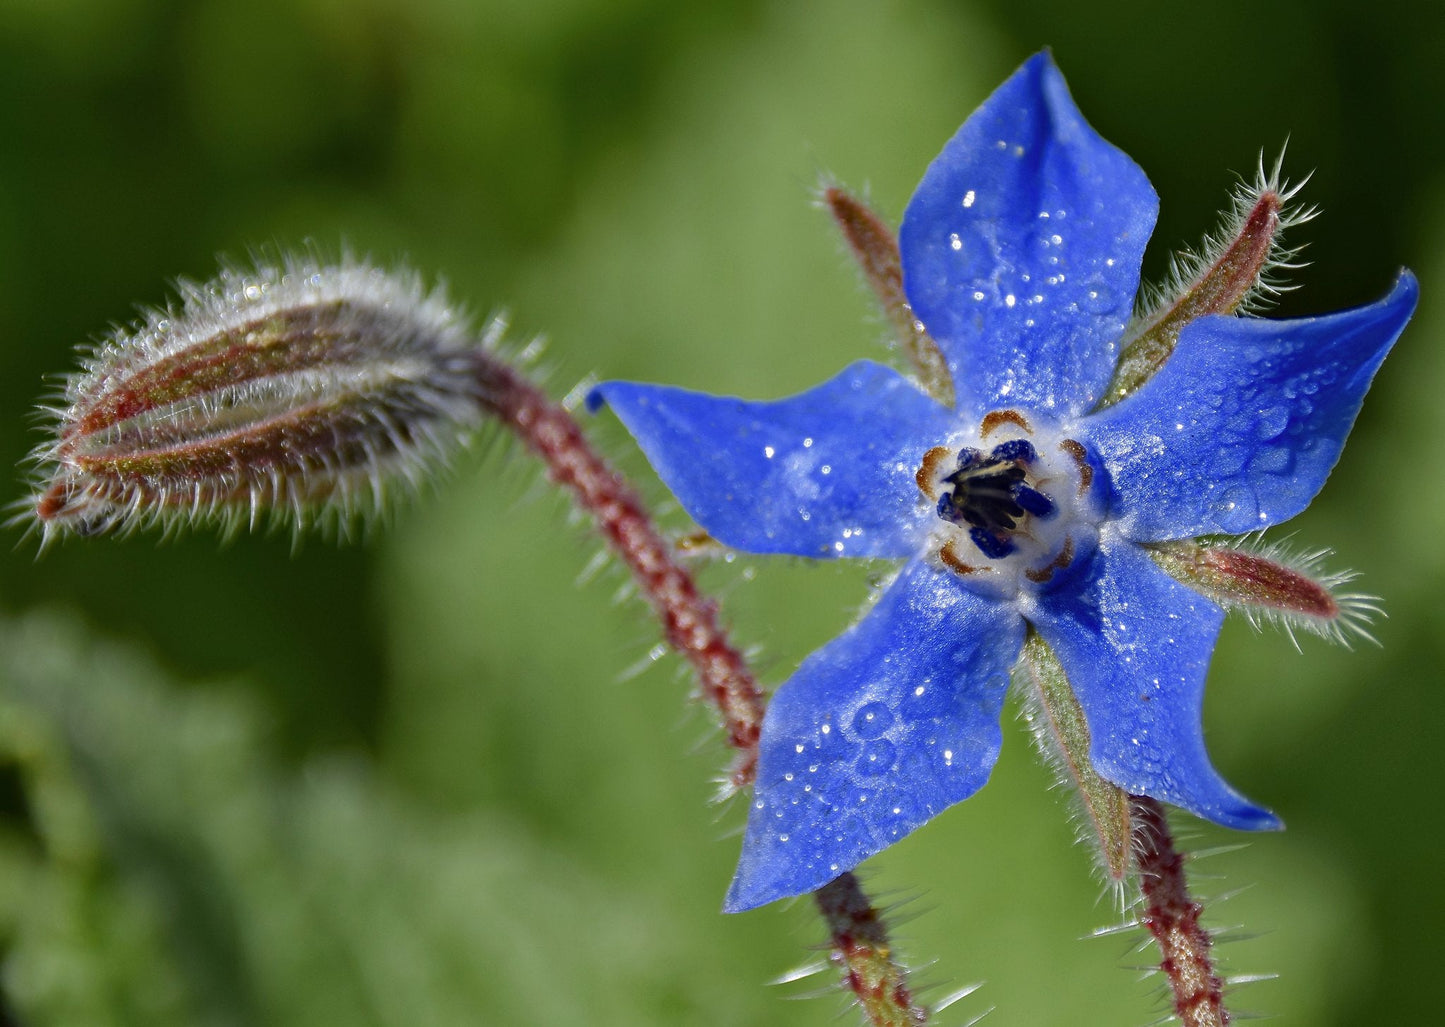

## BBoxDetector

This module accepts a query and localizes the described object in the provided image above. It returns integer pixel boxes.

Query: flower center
[932,438,1055,558]
[915,409,1098,593]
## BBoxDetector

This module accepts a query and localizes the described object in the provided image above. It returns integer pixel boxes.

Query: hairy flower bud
[25,257,490,543]
[1147,538,1379,646]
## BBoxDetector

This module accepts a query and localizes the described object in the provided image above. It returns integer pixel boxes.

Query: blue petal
[1029,540,1280,831]
[1082,272,1418,540]
[590,361,956,558]
[899,52,1158,422]
[725,560,1025,911]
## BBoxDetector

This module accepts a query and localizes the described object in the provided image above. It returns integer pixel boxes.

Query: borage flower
[591,53,1416,911]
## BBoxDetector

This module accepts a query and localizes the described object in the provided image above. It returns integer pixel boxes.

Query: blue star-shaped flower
[590,53,1417,912]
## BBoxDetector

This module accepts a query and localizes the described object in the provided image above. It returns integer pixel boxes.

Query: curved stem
[471,353,767,786]
[473,352,926,1024]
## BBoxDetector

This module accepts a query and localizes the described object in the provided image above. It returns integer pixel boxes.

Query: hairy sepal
[25,256,491,544]
[821,183,955,408]
[1147,537,1378,647]
[1101,152,1315,408]
[1017,630,1134,886]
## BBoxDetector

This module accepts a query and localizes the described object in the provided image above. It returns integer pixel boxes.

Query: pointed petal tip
[1210,800,1284,833]
[584,381,614,414]
[1388,267,1420,311]
[900,48,1158,420]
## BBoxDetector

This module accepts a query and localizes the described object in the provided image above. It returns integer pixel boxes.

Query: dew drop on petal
[1256,405,1290,441]
[854,739,898,777]
[1219,485,1260,531]
[852,701,894,739]
[1250,445,1293,475]
[1081,275,1116,314]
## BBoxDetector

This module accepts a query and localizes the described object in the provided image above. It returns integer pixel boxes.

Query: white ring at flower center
[915,409,1101,600]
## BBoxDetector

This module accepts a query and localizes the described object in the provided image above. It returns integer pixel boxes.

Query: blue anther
[969,526,1016,559]
[1011,483,1055,518]
[990,439,1037,465]
[954,447,983,471]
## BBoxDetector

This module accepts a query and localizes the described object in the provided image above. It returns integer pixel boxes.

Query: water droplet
[1211,446,1249,476]
[905,681,949,719]
[1081,276,1116,314]
[852,701,894,739]
[1256,405,1290,440]
[1218,486,1259,532]
[1250,446,1293,475]
[854,739,897,777]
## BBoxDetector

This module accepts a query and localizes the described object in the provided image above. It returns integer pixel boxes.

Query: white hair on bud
[1152,534,1381,651]
[1137,147,1318,320]
[20,251,497,546]
[1227,535,1382,650]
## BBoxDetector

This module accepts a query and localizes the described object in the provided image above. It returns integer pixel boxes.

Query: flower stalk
[473,347,929,1023]
[468,348,769,788]
[814,873,930,1027]
[1131,796,1230,1027]
[26,256,928,1024]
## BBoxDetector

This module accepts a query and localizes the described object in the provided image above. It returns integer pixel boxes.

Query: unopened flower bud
[26,257,490,543]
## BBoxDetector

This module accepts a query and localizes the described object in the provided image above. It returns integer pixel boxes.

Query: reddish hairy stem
[1131,796,1230,1027]
[471,353,766,786]
[815,874,929,1026]
[475,354,923,1024]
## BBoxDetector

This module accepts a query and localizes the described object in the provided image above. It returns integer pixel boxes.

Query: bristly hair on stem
[1131,796,1232,1027]
[814,873,931,1027]
[472,347,769,790]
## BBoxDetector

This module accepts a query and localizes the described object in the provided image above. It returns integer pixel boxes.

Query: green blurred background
[0,1,1441,1023]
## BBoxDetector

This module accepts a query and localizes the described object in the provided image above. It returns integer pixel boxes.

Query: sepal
[1101,153,1314,408]
[1147,537,1380,646]
[1016,630,1133,885]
